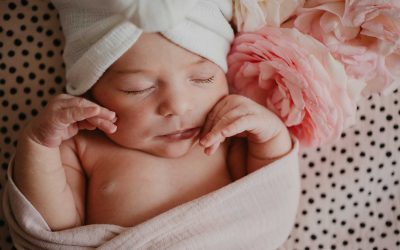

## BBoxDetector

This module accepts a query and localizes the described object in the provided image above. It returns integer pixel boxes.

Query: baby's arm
[13,94,117,231]
[200,95,292,175]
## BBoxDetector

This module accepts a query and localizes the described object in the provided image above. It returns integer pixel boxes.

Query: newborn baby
[13,1,292,231]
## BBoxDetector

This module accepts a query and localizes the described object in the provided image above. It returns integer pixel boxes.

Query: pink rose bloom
[227,27,361,147]
[343,0,400,94]
[233,0,305,32]
[287,0,400,95]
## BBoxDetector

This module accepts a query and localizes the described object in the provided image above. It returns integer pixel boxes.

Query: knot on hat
[124,0,198,32]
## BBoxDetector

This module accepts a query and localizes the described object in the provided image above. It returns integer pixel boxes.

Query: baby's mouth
[159,127,201,141]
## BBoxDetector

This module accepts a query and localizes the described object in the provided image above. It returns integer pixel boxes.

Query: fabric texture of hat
[52,0,234,95]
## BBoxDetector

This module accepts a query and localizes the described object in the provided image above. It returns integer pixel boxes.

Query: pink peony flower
[286,0,400,95]
[233,0,305,32]
[227,26,362,147]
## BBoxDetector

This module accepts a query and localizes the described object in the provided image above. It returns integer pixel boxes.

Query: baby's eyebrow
[111,69,151,75]
[188,58,208,66]
[110,58,212,75]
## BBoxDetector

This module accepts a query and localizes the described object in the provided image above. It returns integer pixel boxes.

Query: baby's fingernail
[111,116,118,123]
[199,135,208,146]
[110,124,117,133]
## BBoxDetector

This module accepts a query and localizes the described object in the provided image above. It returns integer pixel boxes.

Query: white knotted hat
[52,0,234,95]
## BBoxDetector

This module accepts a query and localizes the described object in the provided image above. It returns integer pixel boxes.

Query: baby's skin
[13,33,292,231]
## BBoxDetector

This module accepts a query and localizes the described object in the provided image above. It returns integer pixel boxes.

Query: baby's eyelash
[123,87,154,95]
[192,76,215,84]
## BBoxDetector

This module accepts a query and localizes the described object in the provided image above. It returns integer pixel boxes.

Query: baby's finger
[200,108,246,147]
[201,97,231,138]
[203,102,248,140]
[57,106,101,125]
[204,142,221,156]
[77,120,97,130]
[94,106,116,121]
[58,95,97,108]
[200,130,225,148]
[220,115,254,138]
[86,117,117,134]
[60,96,116,121]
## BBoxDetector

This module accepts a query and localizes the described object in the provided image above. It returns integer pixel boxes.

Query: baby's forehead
[118,34,204,62]
[109,33,218,73]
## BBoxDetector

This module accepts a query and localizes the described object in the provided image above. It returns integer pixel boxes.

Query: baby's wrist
[248,126,292,164]
[20,122,56,149]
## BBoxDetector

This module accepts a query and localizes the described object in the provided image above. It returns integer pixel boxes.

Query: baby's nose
[158,90,194,117]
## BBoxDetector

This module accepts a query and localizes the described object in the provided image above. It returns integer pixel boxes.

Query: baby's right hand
[23,94,117,148]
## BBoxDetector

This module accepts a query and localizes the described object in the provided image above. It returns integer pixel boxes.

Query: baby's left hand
[199,95,292,165]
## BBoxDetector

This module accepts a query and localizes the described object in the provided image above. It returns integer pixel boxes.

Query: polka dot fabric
[0,1,398,249]
[0,0,65,248]
[281,91,400,250]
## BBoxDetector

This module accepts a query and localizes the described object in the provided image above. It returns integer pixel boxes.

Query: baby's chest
[86,147,231,204]
[84,150,232,226]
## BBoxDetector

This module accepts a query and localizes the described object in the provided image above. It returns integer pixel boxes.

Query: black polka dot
[35,52,42,60]
[12,124,20,132]
[53,38,61,47]
[47,66,55,73]
[7,50,15,57]
[47,50,54,57]
[21,49,29,56]
[45,29,53,36]
[55,76,63,84]
[18,113,27,121]
[6,30,14,37]
[17,12,25,19]
[31,109,38,116]
[48,2,55,10]
[43,13,51,21]
[31,15,39,23]
[26,35,34,42]
[28,72,36,80]
[23,87,31,94]
[20,0,29,6]
[36,90,44,97]
[8,2,17,10]
[14,39,22,46]
[3,14,11,21]
[16,76,24,84]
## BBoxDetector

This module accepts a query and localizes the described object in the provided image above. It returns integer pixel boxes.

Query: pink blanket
[3,140,299,249]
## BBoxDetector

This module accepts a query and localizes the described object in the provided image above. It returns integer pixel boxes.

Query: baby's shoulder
[60,130,113,170]
[72,130,108,149]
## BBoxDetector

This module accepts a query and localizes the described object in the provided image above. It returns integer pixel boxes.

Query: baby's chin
[105,133,198,159]
[149,140,199,159]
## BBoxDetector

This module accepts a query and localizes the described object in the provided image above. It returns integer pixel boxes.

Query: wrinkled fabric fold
[3,139,300,250]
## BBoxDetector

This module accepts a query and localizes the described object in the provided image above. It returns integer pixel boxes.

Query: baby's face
[91,33,229,158]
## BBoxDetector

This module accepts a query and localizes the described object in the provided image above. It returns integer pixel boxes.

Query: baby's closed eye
[191,75,215,84]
